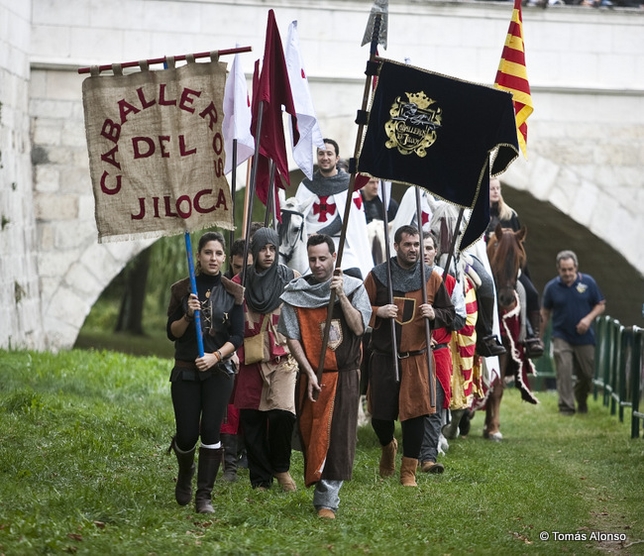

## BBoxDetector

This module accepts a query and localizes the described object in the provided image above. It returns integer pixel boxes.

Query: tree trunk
[115,247,151,335]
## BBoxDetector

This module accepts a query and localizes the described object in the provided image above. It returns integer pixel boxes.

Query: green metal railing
[593,316,644,439]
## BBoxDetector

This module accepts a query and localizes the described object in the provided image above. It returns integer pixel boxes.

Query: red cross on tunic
[352,191,363,211]
[312,195,337,223]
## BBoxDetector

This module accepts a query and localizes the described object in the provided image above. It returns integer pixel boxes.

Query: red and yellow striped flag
[494,0,533,158]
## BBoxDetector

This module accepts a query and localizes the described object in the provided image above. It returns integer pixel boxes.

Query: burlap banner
[82,58,233,242]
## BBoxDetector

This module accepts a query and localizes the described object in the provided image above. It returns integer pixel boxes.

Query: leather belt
[396,348,427,359]
[372,348,428,360]
[174,359,197,370]
[432,343,449,351]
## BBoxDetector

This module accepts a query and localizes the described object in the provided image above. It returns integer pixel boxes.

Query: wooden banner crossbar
[77,46,252,74]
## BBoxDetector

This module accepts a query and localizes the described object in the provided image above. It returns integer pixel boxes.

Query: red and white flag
[285,20,324,180]
[222,52,255,175]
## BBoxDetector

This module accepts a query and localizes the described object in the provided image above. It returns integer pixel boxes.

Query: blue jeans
[419,379,445,463]
[313,479,343,513]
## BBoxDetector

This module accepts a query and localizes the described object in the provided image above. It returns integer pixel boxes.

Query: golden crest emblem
[320,319,343,351]
[384,91,442,157]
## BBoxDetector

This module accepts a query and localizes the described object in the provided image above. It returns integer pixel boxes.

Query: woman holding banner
[166,231,244,514]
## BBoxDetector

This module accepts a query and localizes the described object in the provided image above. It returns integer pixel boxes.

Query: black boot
[195,447,223,514]
[220,433,238,483]
[477,334,507,357]
[525,311,545,359]
[169,437,195,506]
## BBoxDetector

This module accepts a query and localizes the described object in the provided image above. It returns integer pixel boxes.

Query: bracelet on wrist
[183,313,194,322]
[215,350,222,361]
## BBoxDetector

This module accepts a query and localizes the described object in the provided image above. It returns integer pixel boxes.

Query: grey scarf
[245,228,294,314]
[371,257,433,293]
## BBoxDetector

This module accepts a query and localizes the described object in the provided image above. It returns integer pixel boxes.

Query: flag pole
[241,100,264,287]
[313,13,384,399]
[415,187,435,408]
[229,138,238,250]
[264,160,276,228]
[184,232,204,358]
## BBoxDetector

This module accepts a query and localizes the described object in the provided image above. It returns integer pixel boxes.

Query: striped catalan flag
[494,0,533,158]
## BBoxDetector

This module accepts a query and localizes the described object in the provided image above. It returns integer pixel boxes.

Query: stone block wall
[1,0,643,350]
[0,1,45,350]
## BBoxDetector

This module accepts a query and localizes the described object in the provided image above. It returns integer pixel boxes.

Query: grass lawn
[0,348,642,555]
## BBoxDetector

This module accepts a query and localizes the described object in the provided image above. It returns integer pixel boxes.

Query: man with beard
[364,225,455,487]
[294,138,372,279]
[278,234,371,519]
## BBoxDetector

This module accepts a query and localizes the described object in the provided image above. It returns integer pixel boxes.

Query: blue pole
[184,231,204,357]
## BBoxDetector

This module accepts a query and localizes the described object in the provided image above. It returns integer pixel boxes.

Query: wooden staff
[415,187,435,408]
[241,101,264,287]
[380,182,400,382]
[229,138,238,250]
[314,14,383,399]
[264,160,276,229]
[440,207,465,283]
[77,46,252,74]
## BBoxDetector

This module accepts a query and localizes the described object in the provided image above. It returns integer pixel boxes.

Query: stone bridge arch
[2,0,643,351]
[501,148,644,325]
[42,239,153,350]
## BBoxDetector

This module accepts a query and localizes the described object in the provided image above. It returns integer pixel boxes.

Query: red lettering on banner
[118,99,140,124]
[194,189,215,213]
[131,135,197,158]
[159,84,177,106]
[214,158,224,177]
[136,86,156,109]
[100,171,121,194]
[199,102,218,130]
[131,198,146,220]
[132,137,155,159]
[212,133,223,155]
[179,88,201,113]
[179,135,196,156]
[101,145,121,170]
[101,119,121,143]
[176,195,191,218]
[130,189,224,220]
[216,188,228,210]
[158,136,171,158]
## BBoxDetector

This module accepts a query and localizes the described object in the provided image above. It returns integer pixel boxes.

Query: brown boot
[168,437,195,506]
[400,457,418,487]
[274,471,297,492]
[379,438,398,478]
